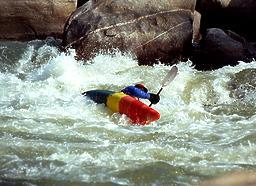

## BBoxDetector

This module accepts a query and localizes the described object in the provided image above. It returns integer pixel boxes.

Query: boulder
[193,28,256,70]
[196,0,256,41]
[0,0,77,40]
[63,0,196,65]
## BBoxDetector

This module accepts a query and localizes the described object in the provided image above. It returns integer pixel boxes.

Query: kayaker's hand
[149,93,160,104]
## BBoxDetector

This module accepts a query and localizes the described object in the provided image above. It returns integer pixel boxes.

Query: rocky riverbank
[62,0,256,70]
[1,0,255,70]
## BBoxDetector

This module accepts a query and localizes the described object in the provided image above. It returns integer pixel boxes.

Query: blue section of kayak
[83,90,115,104]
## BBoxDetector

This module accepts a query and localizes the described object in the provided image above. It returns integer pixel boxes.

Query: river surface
[0,39,256,185]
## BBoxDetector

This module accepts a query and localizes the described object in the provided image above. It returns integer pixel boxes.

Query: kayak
[83,90,160,125]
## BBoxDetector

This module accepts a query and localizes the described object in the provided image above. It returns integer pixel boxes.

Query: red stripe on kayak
[119,96,160,125]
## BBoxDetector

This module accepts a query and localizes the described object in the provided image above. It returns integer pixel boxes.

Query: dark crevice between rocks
[77,0,89,8]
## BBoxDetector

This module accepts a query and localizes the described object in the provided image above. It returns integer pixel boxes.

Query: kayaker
[121,83,160,105]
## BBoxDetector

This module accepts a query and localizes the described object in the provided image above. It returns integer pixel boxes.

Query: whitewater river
[0,39,256,185]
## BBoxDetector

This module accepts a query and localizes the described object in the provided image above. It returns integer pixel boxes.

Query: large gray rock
[63,0,196,65]
[0,0,77,40]
[196,0,256,41]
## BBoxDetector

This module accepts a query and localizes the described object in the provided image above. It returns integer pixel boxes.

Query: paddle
[149,65,178,107]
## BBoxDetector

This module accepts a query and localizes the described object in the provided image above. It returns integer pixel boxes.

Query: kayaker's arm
[121,86,150,99]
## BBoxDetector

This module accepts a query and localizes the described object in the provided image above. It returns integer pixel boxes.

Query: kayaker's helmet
[135,83,148,93]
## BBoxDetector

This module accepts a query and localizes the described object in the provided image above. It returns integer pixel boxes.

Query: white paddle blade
[161,66,178,87]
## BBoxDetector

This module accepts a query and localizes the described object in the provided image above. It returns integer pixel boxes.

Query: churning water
[0,40,256,185]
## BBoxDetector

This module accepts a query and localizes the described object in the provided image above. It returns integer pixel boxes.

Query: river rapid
[0,39,256,186]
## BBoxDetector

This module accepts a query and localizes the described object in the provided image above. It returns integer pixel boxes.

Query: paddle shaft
[149,66,178,107]
[156,87,163,96]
